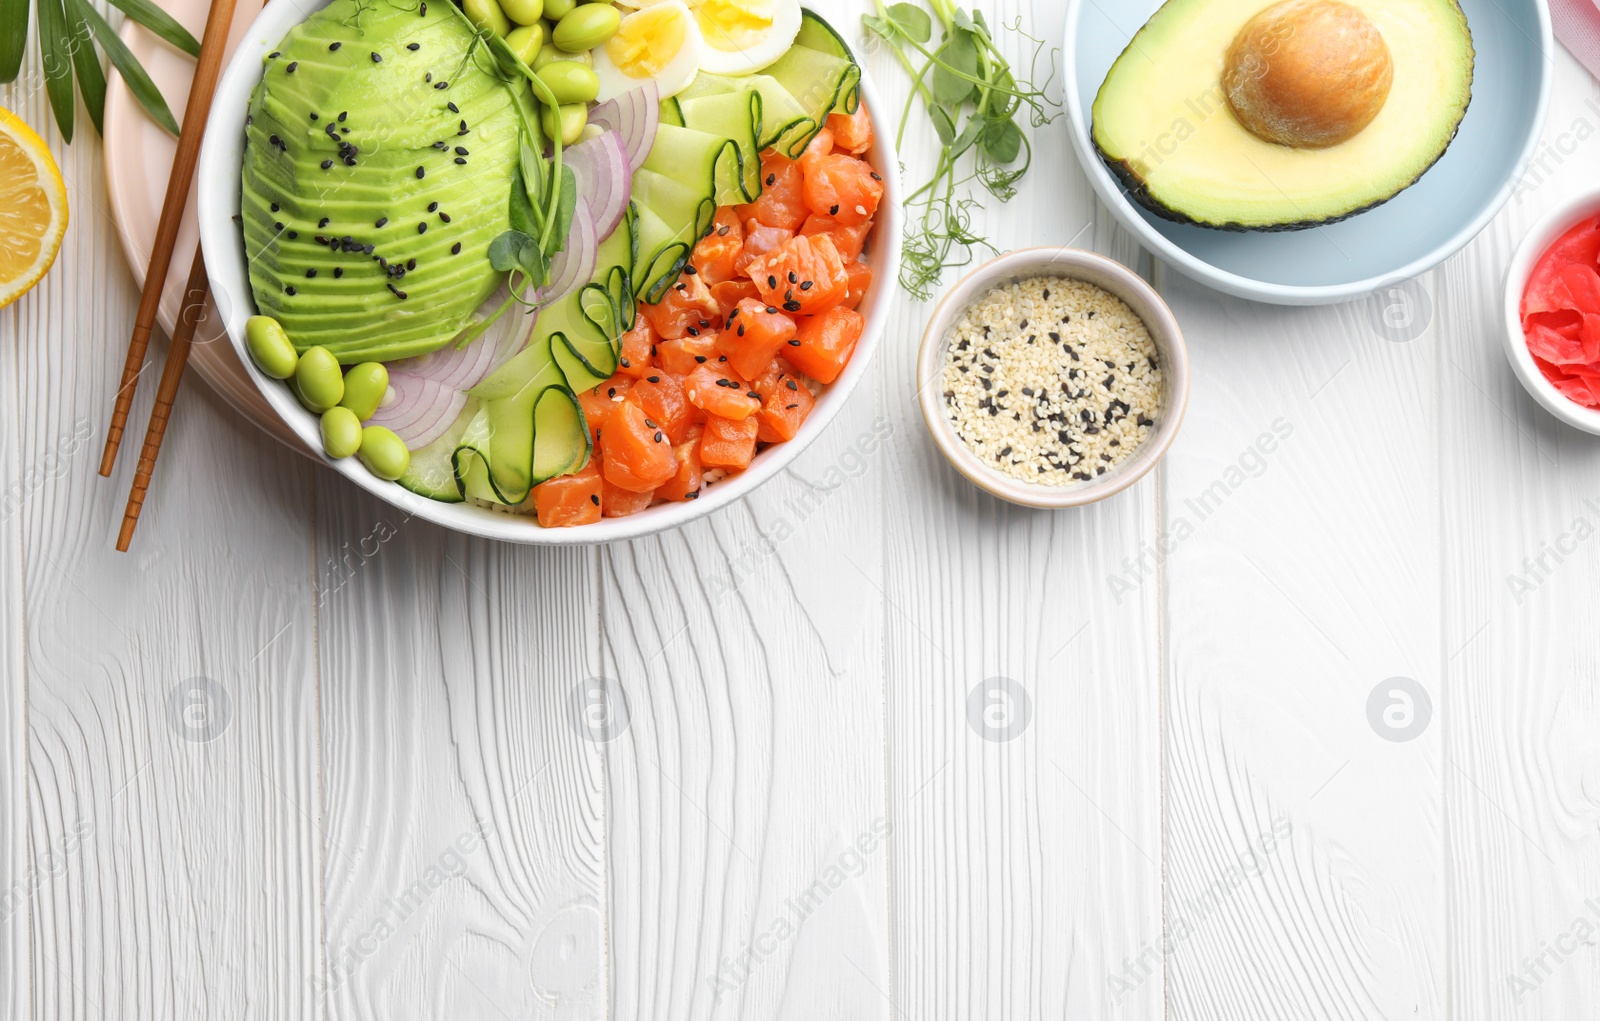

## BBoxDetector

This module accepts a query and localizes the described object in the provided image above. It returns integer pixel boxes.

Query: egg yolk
[607,5,688,77]
[695,0,773,52]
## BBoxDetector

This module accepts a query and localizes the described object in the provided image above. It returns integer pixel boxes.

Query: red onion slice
[390,283,535,391]
[588,81,658,173]
[564,130,632,238]
[368,370,469,450]
[540,202,597,303]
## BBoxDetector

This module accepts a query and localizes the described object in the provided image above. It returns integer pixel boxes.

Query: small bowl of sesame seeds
[917,247,1188,508]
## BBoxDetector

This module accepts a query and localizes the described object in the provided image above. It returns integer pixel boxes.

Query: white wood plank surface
[7,4,1600,1020]
[315,487,607,1021]
[1155,267,1445,1019]
[4,65,325,1021]
[870,0,1165,1013]
[1438,53,1600,1020]
[1,123,28,1021]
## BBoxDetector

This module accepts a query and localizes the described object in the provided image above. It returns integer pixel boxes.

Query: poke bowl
[197,0,899,544]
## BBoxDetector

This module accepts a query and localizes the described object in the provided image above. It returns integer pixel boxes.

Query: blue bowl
[1064,0,1552,305]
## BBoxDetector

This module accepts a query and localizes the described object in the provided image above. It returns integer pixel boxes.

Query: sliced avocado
[242,0,529,362]
[1091,0,1473,231]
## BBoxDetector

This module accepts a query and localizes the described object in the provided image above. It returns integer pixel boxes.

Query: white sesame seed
[940,276,1162,486]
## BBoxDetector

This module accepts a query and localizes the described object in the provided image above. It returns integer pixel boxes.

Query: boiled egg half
[691,0,801,76]
[593,0,706,102]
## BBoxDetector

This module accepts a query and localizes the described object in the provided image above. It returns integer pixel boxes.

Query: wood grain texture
[873,0,1166,1013]
[1438,52,1600,1020]
[1154,265,1444,1018]
[5,45,324,1019]
[2,115,29,1021]
[314,485,607,1021]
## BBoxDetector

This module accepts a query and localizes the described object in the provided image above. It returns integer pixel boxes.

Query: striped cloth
[1553,0,1600,79]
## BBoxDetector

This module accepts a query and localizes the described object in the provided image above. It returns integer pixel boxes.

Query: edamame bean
[463,0,511,36]
[552,3,619,52]
[294,346,344,413]
[244,315,297,379]
[358,426,411,481]
[506,23,545,63]
[536,60,600,104]
[339,362,389,421]
[497,0,542,26]
[320,406,363,459]
[540,102,588,146]
[533,40,588,70]
[543,0,576,20]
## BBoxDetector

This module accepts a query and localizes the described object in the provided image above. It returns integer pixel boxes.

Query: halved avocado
[1091,0,1473,231]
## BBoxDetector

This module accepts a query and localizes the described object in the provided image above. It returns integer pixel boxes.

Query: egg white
[692,0,801,76]
[593,0,706,102]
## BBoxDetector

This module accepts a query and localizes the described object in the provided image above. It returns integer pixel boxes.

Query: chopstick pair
[101,0,240,551]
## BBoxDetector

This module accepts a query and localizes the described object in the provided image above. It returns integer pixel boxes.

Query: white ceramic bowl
[1064,0,1551,306]
[1502,185,1600,436]
[916,248,1188,507]
[197,0,900,544]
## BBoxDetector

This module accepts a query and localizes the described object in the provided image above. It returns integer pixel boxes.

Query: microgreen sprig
[864,0,1060,300]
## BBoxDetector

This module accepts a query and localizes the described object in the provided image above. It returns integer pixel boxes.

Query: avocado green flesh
[1091,0,1473,231]
[242,0,528,362]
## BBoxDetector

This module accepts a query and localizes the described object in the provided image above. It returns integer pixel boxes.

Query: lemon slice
[0,107,68,311]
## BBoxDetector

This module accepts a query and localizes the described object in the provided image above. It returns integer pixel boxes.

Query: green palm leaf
[73,0,180,136]
[0,0,27,82]
[35,0,75,141]
[66,0,107,134]
[107,0,199,57]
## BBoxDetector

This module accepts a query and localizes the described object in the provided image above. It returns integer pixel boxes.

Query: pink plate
[102,0,311,455]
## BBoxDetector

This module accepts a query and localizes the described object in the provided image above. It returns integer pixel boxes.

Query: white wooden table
[4,2,1600,1017]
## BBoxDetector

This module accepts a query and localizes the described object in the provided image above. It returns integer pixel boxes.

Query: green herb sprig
[0,0,198,141]
[864,0,1060,300]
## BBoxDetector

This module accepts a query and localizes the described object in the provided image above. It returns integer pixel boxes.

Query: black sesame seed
[318,217,329,228]
[270,202,280,212]
[268,134,280,146]
[338,111,348,122]
[783,301,801,312]
[590,493,600,506]
[407,42,420,50]
[620,358,631,368]
[683,264,696,275]
[767,275,777,288]
[375,216,388,227]
[370,51,382,62]
[406,258,416,270]
[451,242,462,255]
[434,80,448,89]
[788,271,798,283]
[306,268,317,278]
[285,286,296,295]
[454,157,467,165]
[870,171,882,181]
[439,212,451,223]
[286,61,298,72]
[654,431,664,443]
[268,50,280,58]
[785,379,798,391]
[328,41,341,50]
[717,225,730,236]
[287,230,298,239]
[333,268,343,278]
[799,281,813,291]
[829,204,839,215]
[387,284,407,299]
[787,339,801,346]
[273,221,284,231]
[455,146,468,156]
[416,167,425,178]
[648,375,660,383]
[447,101,459,113]
[428,201,439,212]
[766,306,778,314]
[694,355,707,363]
[747,390,760,399]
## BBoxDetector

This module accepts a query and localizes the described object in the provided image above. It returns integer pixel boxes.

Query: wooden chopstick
[99,0,241,478]
[118,247,208,552]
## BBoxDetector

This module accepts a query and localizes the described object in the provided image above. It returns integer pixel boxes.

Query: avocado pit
[1222,0,1393,149]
